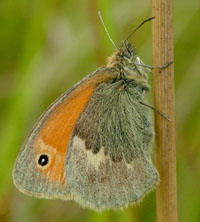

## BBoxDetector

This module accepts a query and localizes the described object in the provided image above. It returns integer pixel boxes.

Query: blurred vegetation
[0,0,200,221]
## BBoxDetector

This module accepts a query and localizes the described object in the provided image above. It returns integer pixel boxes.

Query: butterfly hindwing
[65,79,158,211]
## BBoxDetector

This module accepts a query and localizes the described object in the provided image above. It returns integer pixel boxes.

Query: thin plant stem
[151,0,178,221]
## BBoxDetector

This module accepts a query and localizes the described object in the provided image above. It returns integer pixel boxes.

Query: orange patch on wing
[33,73,115,185]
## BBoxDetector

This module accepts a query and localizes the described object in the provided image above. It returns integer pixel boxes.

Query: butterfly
[13,14,171,212]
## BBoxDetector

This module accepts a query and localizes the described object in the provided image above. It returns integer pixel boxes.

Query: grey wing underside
[12,67,110,200]
[66,136,158,211]
[65,80,158,211]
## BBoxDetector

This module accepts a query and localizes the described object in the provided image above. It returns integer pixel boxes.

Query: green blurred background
[0,0,200,221]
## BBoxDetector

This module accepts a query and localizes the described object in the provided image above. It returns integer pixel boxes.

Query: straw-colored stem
[151,0,178,221]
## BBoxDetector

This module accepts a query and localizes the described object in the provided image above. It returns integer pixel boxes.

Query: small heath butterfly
[13,14,170,211]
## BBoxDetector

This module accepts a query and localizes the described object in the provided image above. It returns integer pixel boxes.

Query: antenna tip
[98,10,101,17]
[150,16,156,20]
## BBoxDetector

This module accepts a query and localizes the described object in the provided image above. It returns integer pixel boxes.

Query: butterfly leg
[136,61,173,70]
[139,101,170,121]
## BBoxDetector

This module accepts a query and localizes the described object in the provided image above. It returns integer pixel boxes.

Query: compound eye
[123,51,132,59]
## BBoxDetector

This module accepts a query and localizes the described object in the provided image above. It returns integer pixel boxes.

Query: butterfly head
[107,41,150,83]
[119,40,136,60]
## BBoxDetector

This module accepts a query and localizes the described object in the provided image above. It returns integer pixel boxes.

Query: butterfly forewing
[13,68,116,199]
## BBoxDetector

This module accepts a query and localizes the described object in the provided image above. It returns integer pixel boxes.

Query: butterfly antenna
[125,16,156,42]
[98,11,118,50]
